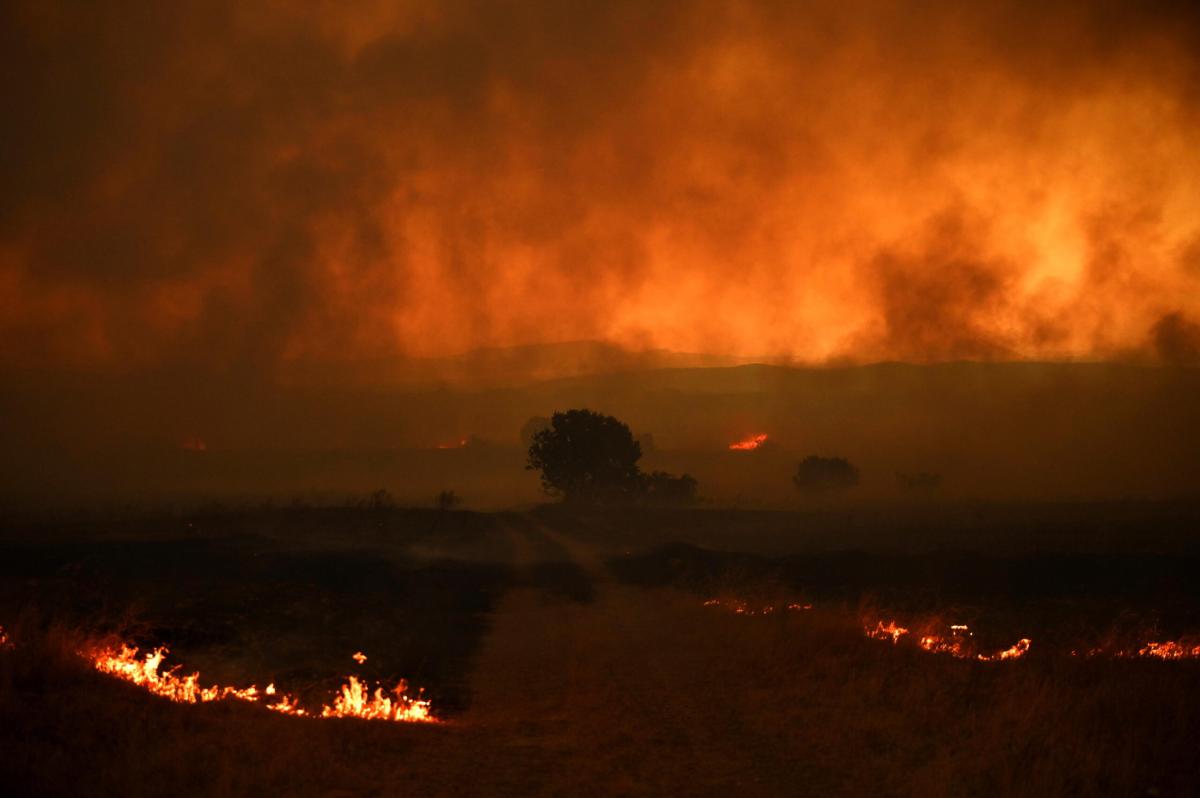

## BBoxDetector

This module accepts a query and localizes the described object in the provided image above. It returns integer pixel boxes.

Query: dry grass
[3,588,1198,797]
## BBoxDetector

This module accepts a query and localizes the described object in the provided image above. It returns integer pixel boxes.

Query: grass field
[2,502,1199,796]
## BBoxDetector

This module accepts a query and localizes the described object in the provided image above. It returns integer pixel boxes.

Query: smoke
[1152,312,1200,365]
[2,0,1200,379]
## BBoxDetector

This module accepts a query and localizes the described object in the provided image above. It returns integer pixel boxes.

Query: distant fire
[181,436,207,452]
[88,643,435,723]
[436,438,468,449]
[868,619,1031,662]
[729,433,769,451]
[1072,639,1200,660]
[0,625,11,650]
[703,598,811,615]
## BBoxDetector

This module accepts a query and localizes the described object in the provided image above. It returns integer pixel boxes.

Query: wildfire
[0,625,11,650]
[868,621,1031,662]
[321,676,433,723]
[88,643,436,723]
[436,438,468,449]
[1074,639,1200,660]
[728,433,769,451]
[865,620,910,644]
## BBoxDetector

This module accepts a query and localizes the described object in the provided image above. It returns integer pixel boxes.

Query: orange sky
[2,0,1199,377]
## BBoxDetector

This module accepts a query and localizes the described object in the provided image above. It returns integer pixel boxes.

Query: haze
[1,1,1198,508]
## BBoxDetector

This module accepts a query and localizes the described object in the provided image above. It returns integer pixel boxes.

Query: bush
[793,456,860,494]
[640,471,698,506]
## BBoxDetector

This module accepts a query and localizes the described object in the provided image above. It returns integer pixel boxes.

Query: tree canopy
[793,455,860,494]
[526,409,644,503]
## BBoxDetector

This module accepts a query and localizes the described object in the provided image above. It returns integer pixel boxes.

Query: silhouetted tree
[793,456,860,494]
[435,489,461,511]
[640,471,698,505]
[367,488,395,510]
[526,409,643,503]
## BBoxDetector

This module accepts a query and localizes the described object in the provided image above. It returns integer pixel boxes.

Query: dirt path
[392,517,811,796]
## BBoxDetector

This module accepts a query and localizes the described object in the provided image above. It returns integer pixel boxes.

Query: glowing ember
[728,433,769,451]
[867,621,1030,662]
[1138,641,1200,659]
[1071,638,1200,660]
[181,436,207,452]
[703,598,812,616]
[88,642,436,723]
[0,626,11,650]
[352,651,368,664]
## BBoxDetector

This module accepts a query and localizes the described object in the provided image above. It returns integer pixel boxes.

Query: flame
[0,625,11,650]
[978,638,1032,662]
[321,676,433,723]
[865,620,910,644]
[728,433,769,451]
[352,651,368,664]
[88,642,436,723]
[1137,641,1200,660]
[436,438,468,449]
[1071,638,1200,660]
[869,621,1031,662]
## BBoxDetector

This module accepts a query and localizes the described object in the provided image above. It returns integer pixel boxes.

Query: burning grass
[705,600,1200,664]
[88,642,436,723]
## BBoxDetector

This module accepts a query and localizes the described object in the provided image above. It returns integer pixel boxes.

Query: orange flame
[1137,640,1200,659]
[865,620,910,644]
[0,625,11,650]
[320,676,433,723]
[728,433,769,451]
[88,642,436,723]
[978,638,1032,662]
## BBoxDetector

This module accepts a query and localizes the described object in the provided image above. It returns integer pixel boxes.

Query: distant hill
[2,357,1197,507]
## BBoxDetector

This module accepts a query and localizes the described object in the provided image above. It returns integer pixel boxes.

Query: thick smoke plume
[2,0,1200,377]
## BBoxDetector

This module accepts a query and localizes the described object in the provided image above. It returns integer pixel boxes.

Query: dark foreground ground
[1,501,1199,796]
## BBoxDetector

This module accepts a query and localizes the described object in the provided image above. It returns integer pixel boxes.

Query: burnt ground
[1,501,1199,796]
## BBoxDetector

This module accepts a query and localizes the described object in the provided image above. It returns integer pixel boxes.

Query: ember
[703,598,812,616]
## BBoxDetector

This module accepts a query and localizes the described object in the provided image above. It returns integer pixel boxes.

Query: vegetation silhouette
[793,456,860,495]
[526,409,697,505]
[436,490,462,511]
[640,471,698,506]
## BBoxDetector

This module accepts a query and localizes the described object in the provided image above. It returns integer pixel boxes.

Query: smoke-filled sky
[4,0,1200,378]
